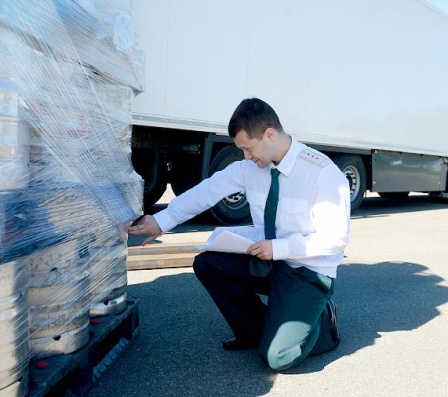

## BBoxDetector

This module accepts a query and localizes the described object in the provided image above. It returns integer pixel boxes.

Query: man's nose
[243,150,252,160]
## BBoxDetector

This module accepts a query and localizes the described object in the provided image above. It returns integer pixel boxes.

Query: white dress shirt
[154,138,351,278]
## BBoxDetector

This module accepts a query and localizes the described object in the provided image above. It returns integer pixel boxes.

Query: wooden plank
[126,253,198,270]
[128,242,202,256]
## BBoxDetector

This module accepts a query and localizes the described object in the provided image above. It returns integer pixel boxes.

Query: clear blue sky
[427,0,448,14]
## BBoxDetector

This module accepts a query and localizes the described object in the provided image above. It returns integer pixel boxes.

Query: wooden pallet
[27,296,140,397]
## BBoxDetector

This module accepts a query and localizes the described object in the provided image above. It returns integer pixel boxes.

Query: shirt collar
[270,136,301,176]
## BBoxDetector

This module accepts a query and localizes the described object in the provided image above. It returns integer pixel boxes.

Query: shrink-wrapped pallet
[0,0,144,394]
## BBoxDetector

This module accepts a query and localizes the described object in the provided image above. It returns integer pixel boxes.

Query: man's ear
[265,127,276,141]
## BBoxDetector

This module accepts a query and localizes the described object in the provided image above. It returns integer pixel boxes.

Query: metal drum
[0,260,29,397]
[0,366,29,397]
[23,183,102,251]
[28,239,90,359]
[89,241,128,317]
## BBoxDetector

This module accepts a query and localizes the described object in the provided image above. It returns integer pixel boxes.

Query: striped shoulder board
[299,148,331,168]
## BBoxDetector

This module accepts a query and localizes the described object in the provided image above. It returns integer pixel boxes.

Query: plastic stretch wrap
[0,0,144,392]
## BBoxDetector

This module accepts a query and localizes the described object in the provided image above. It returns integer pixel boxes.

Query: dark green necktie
[264,168,280,240]
[250,167,280,278]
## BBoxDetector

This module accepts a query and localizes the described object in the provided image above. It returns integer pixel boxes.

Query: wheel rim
[343,165,361,200]
[222,191,247,211]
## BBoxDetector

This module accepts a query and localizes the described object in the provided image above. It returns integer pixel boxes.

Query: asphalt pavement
[87,192,448,397]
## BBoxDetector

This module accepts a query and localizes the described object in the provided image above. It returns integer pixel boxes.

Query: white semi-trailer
[131,0,448,224]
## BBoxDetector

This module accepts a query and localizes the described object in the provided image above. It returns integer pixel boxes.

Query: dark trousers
[193,251,335,371]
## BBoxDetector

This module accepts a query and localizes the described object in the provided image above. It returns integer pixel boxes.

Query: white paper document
[196,226,265,254]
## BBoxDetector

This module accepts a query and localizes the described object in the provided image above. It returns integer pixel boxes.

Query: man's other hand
[247,240,273,261]
[128,215,162,245]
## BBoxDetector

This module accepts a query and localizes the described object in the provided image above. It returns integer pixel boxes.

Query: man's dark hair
[228,97,284,140]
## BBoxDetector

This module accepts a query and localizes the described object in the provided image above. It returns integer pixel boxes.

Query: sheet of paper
[196,226,265,254]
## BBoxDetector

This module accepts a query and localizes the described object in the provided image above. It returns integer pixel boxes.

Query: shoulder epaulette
[299,149,330,168]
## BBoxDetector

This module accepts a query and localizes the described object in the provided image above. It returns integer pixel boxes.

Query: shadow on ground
[87,259,447,396]
[287,260,448,374]
[351,194,448,220]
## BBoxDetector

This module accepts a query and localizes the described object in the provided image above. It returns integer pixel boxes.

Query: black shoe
[327,299,341,348]
[222,337,259,351]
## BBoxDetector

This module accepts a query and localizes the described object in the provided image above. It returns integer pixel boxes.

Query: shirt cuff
[272,238,290,260]
[153,210,177,233]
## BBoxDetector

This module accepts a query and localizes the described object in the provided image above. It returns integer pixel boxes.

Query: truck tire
[208,145,251,224]
[171,181,192,196]
[143,177,167,213]
[333,155,366,211]
[132,146,167,213]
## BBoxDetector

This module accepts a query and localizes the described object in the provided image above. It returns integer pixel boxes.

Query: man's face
[233,129,273,168]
